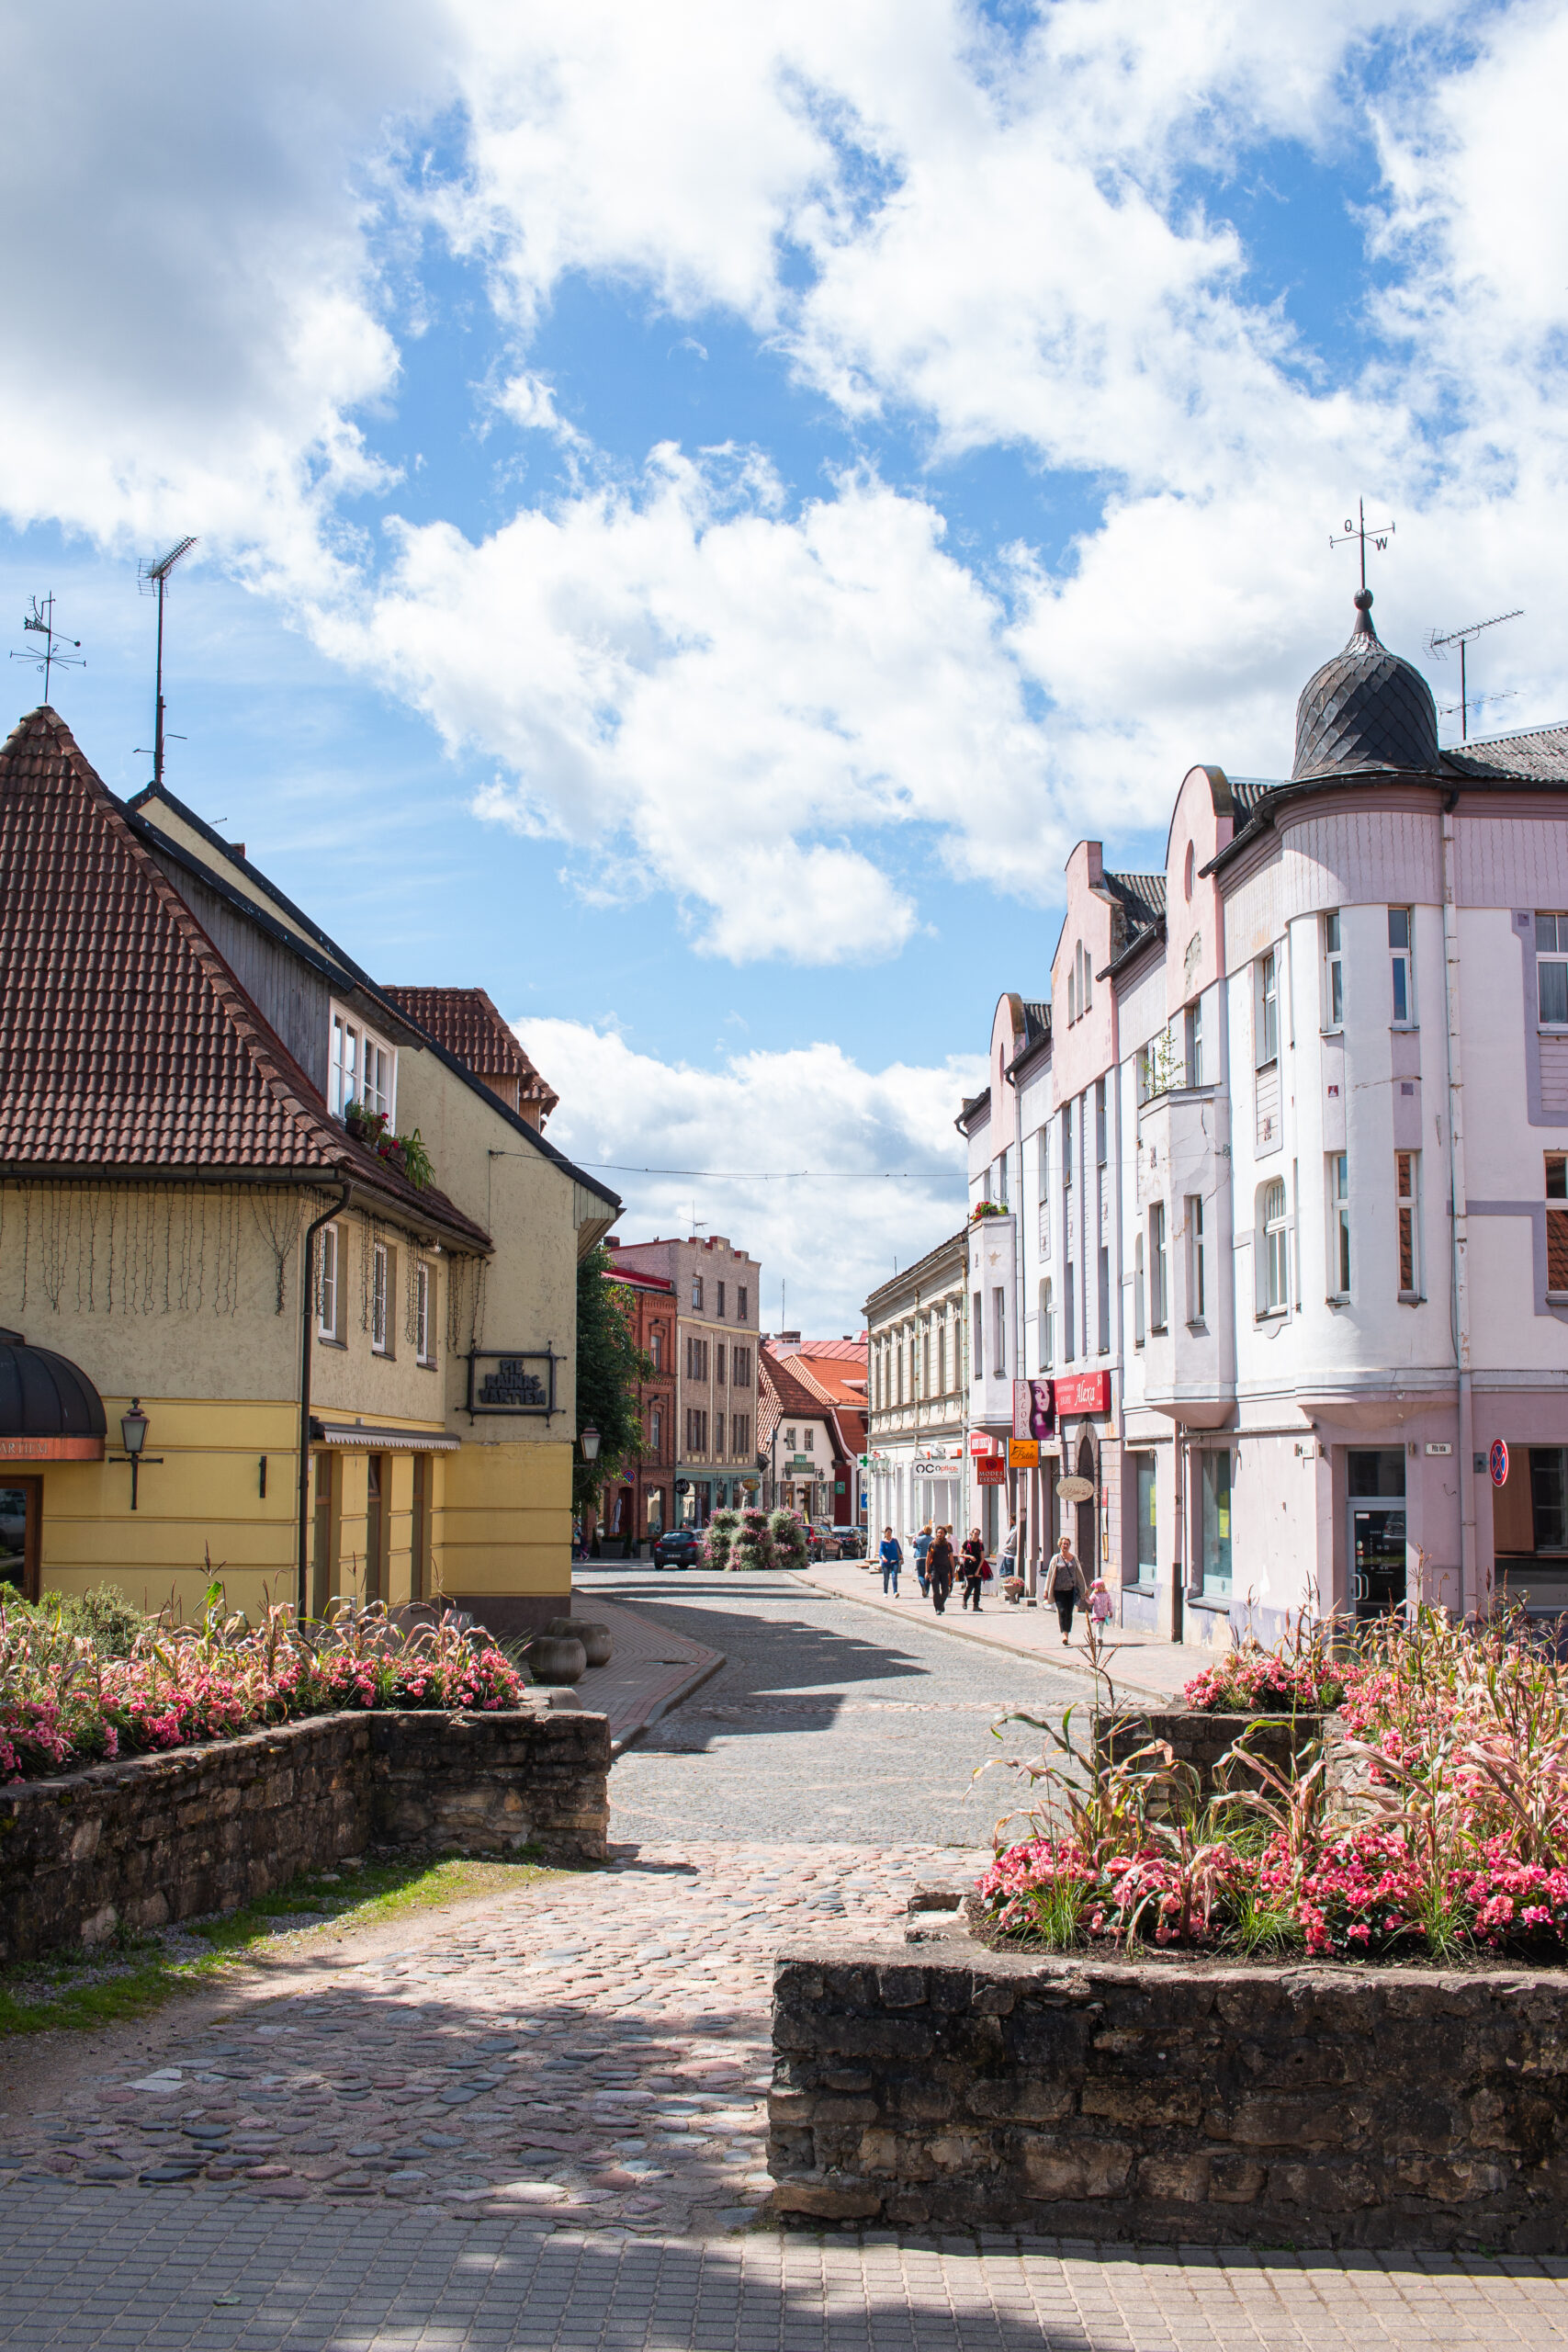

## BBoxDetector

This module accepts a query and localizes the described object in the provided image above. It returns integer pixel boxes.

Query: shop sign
[1056,1473,1096,1504]
[1490,1439,1510,1488]
[1008,1439,1039,1469]
[976,1456,1006,1486]
[0,1434,105,1461]
[1053,1369,1111,1419]
[1424,1442,1452,1457]
[967,1429,1002,1457]
[1011,1377,1055,1440]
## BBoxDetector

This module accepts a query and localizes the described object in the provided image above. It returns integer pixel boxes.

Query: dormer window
[331,1003,397,1125]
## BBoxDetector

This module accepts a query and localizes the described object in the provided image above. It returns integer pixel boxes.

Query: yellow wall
[437,1437,572,1603]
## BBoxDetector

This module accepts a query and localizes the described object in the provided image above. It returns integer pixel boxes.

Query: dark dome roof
[0,1331,107,1440]
[1292,591,1440,781]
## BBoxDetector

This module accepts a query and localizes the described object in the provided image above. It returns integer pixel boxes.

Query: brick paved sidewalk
[4,2189,1568,2349]
[798,1562,1199,1702]
[570,1594,725,1751]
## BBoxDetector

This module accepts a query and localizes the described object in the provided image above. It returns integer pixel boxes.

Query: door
[1075,1436,1099,1581]
[1351,1507,1407,1619]
[0,1476,41,1602]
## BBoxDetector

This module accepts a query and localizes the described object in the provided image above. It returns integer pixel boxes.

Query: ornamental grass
[0,1585,531,1783]
[976,1604,1568,1964]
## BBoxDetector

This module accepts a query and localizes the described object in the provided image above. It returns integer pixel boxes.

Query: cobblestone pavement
[5,1574,1568,2344]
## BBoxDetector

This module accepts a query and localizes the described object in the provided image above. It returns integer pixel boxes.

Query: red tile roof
[382,987,558,1121]
[0,708,489,1246]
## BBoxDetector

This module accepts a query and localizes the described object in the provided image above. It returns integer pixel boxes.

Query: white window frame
[371,1238,391,1356]
[415,1261,435,1365]
[1187,1193,1207,1325]
[1323,910,1345,1031]
[1040,1278,1054,1370]
[1389,907,1416,1027]
[1256,950,1280,1069]
[991,1283,1007,1377]
[1329,1153,1351,1299]
[1260,1178,1289,1315]
[330,1001,398,1125]
[1537,915,1568,1027]
[1395,1150,1421,1300]
[1133,1235,1145,1348]
[1149,1203,1168,1332]
[317,1221,342,1342]
[1184,998,1203,1088]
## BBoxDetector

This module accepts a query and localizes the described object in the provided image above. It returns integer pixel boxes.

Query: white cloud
[321,450,1070,961]
[517,1016,981,1332]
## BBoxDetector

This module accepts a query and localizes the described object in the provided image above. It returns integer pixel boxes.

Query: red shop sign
[976,1456,1007,1486]
[1052,1369,1111,1419]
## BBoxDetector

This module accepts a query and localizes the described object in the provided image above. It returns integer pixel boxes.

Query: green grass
[0,1849,570,2039]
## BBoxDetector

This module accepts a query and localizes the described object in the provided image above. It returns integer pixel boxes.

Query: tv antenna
[1329,498,1395,594]
[1427,609,1523,743]
[138,535,197,785]
[9,593,85,703]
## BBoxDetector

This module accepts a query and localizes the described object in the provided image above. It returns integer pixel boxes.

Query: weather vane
[9,593,85,703]
[1329,498,1395,594]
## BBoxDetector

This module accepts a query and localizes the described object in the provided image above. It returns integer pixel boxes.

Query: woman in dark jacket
[958,1528,987,1611]
[1047,1535,1089,1641]
[926,1526,955,1615]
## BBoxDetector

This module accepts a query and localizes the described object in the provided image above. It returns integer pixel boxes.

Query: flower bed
[0,1591,529,1783]
[979,1608,1568,1965]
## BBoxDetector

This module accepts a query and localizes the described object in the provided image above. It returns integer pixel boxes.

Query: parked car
[652,1527,705,1570]
[807,1521,843,1560]
[831,1526,866,1560]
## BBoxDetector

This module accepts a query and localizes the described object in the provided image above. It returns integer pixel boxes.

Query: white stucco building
[957,587,1568,1642]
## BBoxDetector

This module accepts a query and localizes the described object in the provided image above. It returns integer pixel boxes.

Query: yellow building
[0,707,617,1634]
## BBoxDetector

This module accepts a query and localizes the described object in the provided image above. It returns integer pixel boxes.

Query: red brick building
[602,1261,677,1554]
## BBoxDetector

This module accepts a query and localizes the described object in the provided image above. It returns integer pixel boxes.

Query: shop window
[1134,1454,1156,1586]
[1531,1449,1568,1553]
[1201,1452,1232,1595]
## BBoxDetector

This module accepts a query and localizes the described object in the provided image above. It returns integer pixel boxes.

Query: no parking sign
[1490,1439,1509,1487]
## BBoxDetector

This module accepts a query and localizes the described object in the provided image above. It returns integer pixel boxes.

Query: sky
[5,0,1567,1330]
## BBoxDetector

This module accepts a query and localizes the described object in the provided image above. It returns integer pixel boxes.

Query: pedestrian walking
[878,1526,903,1596]
[1088,1575,1114,1631]
[958,1527,987,1612]
[912,1521,933,1597]
[927,1525,955,1615]
[1048,1534,1089,1642]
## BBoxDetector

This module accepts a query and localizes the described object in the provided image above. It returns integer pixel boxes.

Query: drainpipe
[298,1180,353,1622]
[1441,793,1477,1614]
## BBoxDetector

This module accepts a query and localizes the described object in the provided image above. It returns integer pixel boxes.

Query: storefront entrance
[1348,1448,1406,1620]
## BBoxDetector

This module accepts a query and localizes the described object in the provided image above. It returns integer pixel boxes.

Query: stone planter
[528,1634,588,1684]
[1094,1708,1333,1799]
[0,1704,611,1966]
[771,1932,1568,2251]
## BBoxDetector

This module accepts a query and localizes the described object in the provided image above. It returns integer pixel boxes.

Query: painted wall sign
[466,1349,559,1419]
[0,1435,105,1462]
[1490,1438,1510,1487]
[1052,1369,1111,1419]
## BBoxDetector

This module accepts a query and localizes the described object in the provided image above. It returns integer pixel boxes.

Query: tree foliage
[574,1246,650,1514]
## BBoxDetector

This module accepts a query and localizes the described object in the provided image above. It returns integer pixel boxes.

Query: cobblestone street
[4,1575,1568,2346]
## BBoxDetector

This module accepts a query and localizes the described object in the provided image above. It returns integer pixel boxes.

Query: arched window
[1260,1178,1289,1313]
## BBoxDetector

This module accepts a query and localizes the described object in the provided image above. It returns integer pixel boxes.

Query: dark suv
[652,1527,705,1570]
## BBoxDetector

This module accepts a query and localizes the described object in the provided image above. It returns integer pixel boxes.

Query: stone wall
[1095,1709,1330,1797]
[0,1705,611,1967]
[770,1934,1568,2252]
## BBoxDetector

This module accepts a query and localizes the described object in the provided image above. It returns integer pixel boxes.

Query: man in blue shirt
[878,1527,903,1595]
[912,1521,933,1597]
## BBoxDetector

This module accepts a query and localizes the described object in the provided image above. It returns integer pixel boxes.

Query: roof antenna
[138,537,197,785]
[1427,609,1524,743]
[10,593,85,704]
[1329,498,1394,595]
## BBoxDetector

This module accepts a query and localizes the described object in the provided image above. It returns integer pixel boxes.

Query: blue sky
[3,0,1563,1325]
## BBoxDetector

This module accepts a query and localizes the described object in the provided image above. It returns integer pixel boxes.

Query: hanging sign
[967,1429,1002,1457]
[1008,1439,1039,1469]
[1055,1474,1096,1504]
[1053,1370,1111,1419]
[1012,1378,1055,1440]
[1490,1439,1509,1488]
[976,1456,1006,1486]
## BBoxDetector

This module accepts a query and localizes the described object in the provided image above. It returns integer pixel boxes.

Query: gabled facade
[864,1231,970,1544]
[952,589,1568,1643]
[603,1233,761,1525]
[0,709,617,1634]
[600,1261,676,1552]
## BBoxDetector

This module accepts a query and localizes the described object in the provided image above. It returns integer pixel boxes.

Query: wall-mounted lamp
[110,1398,164,1510]
[579,1425,601,1464]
